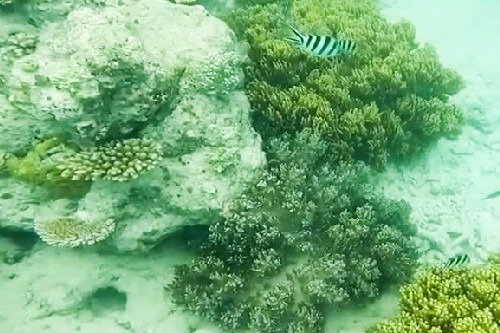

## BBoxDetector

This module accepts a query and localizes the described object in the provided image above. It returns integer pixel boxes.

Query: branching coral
[223,0,464,167]
[366,258,500,333]
[169,131,418,332]
[4,137,162,187]
[53,138,162,182]
[34,216,116,247]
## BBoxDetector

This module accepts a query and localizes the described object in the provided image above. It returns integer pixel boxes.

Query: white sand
[1,1,499,333]
[0,240,200,333]
[379,0,500,263]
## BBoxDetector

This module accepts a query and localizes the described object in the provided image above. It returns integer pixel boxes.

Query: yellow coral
[229,0,464,167]
[366,260,500,333]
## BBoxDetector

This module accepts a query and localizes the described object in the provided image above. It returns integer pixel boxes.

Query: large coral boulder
[0,0,265,251]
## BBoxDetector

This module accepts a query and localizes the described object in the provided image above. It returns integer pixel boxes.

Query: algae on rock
[3,6,181,145]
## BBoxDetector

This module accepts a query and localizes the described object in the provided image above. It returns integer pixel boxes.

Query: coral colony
[238,0,463,167]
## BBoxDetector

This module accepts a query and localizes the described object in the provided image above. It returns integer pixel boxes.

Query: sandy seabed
[1,1,499,333]
[379,0,500,264]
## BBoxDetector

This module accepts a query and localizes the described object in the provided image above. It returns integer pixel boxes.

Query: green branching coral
[53,138,162,182]
[366,259,500,333]
[224,0,464,167]
[169,131,418,332]
[3,138,92,198]
[34,216,116,247]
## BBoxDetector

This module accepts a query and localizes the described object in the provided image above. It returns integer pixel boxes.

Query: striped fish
[443,253,470,268]
[285,27,357,58]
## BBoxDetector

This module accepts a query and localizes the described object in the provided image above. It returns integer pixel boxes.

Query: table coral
[366,258,500,333]
[34,216,116,247]
[224,0,464,167]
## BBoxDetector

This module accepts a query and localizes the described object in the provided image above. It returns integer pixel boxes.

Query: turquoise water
[0,0,499,332]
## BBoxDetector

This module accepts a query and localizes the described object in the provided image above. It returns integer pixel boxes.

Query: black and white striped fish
[285,27,357,58]
[443,253,470,268]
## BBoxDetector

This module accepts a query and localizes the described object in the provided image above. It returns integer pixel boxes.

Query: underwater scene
[0,0,499,332]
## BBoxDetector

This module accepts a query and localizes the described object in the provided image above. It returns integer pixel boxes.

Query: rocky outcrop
[0,0,265,251]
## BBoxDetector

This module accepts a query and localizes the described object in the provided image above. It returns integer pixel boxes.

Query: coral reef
[223,0,464,167]
[4,138,63,185]
[366,258,500,333]
[169,131,418,332]
[34,216,116,247]
[4,137,161,185]
[3,5,181,146]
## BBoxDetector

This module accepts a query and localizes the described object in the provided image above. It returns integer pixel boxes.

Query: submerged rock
[0,0,265,251]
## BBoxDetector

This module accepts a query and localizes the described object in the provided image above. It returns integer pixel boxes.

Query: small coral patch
[54,138,162,182]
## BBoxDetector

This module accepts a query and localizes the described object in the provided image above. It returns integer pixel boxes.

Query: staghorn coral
[34,216,116,247]
[366,258,500,333]
[53,138,163,182]
[223,0,464,167]
[169,131,418,332]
